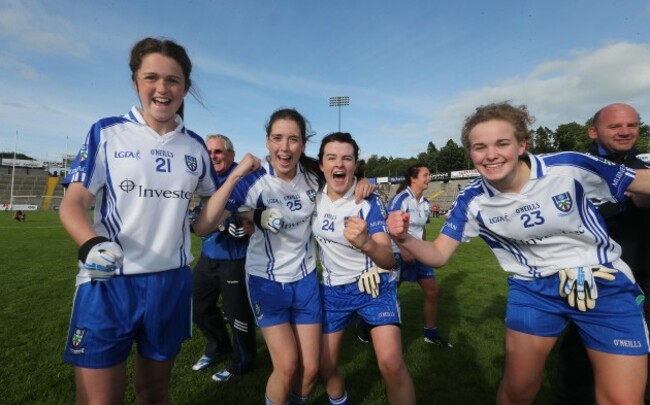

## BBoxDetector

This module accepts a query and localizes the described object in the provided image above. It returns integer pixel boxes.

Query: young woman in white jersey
[387,102,650,404]
[388,164,452,348]
[314,132,416,405]
[59,38,217,404]
[194,110,372,405]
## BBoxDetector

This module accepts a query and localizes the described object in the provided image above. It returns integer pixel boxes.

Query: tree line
[361,118,650,179]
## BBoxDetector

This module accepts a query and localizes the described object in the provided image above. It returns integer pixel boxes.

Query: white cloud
[0,0,90,57]
[432,41,650,141]
[0,54,46,80]
[194,53,435,117]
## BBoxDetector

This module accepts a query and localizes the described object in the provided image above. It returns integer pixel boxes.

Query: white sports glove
[78,237,124,281]
[558,267,616,311]
[254,208,284,233]
[358,267,391,298]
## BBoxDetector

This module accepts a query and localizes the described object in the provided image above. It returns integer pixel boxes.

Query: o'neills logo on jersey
[150,149,174,158]
[552,192,573,212]
[119,179,193,199]
[185,155,197,172]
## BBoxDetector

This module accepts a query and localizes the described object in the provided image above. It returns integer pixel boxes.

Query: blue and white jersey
[225,157,318,283]
[442,152,636,280]
[388,186,430,252]
[312,181,389,286]
[64,107,217,276]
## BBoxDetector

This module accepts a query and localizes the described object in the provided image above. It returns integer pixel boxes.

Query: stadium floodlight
[329,96,350,132]
[9,131,17,209]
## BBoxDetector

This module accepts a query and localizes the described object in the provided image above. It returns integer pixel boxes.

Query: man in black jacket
[556,103,650,404]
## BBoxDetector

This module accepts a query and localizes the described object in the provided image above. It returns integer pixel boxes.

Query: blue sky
[2,0,650,163]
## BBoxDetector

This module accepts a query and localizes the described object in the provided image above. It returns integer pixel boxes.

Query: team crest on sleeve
[184,155,198,172]
[306,189,317,202]
[79,145,88,162]
[552,192,573,212]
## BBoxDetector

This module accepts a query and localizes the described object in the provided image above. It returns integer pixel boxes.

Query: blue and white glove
[78,236,124,281]
[559,267,616,311]
[253,208,284,233]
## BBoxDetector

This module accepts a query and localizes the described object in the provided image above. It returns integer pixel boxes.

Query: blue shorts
[64,267,192,368]
[321,273,401,334]
[247,270,321,328]
[398,255,435,282]
[506,274,649,355]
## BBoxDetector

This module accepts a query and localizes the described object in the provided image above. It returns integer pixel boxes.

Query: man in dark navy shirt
[191,134,256,382]
[556,103,650,404]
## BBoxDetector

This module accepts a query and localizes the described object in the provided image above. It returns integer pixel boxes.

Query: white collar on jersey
[127,106,185,136]
[263,156,305,179]
[405,186,427,203]
[322,177,358,202]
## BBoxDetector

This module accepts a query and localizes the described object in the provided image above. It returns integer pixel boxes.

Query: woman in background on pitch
[59,37,217,404]
[314,132,415,405]
[387,102,649,404]
[389,164,452,348]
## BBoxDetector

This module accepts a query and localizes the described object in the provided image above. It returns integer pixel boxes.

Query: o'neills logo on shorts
[378,311,395,318]
[613,339,642,348]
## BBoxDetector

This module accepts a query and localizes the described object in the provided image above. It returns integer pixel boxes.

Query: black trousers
[192,256,256,374]
[555,323,595,405]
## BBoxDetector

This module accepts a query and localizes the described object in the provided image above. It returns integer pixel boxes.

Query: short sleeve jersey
[197,163,249,261]
[388,186,431,252]
[441,152,636,280]
[312,182,389,286]
[64,107,217,275]
[225,157,318,282]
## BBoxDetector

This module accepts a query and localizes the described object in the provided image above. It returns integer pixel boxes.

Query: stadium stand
[0,167,65,209]
[380,180,470,214]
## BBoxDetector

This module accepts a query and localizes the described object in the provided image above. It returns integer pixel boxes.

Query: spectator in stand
[432,204,440,218]
[556,102,650,404]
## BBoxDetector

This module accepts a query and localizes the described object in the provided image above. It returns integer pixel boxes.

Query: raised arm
[627,169,650,207]
[344,216,395,270]
[387,210,460,267]
[194,153,261,236]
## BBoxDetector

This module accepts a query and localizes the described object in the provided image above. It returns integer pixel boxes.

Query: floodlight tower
[329,96,350,132]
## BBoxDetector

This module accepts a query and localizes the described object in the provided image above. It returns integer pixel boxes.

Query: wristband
[78,236,110,263]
